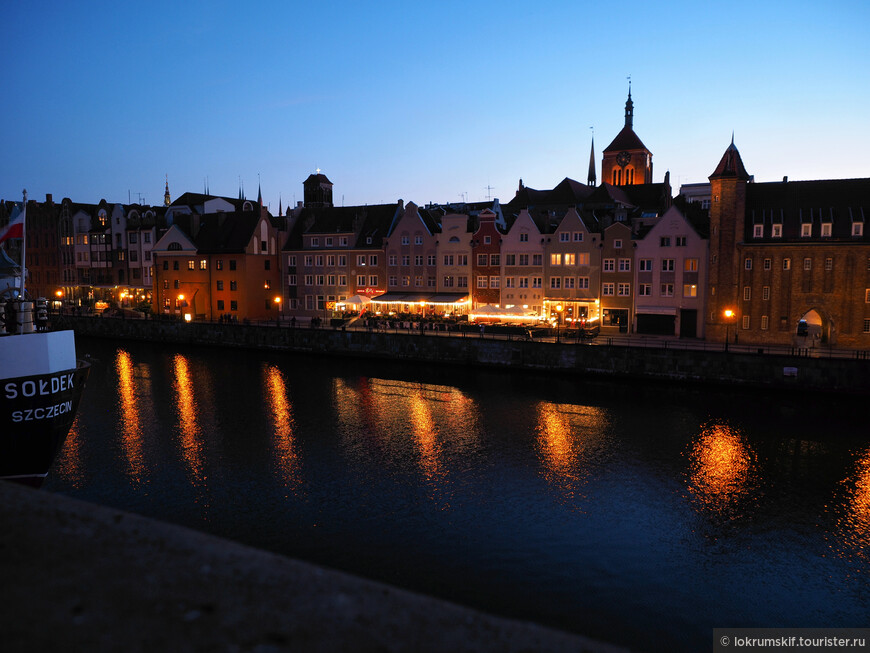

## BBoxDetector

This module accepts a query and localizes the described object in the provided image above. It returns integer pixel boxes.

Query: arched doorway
[796,309,824,344]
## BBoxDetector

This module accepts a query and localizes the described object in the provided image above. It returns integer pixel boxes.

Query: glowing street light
[724,308,734,350]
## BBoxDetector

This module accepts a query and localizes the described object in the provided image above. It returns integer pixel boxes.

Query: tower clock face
[616,151,631,167]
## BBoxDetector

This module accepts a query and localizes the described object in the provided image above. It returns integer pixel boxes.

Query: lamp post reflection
[117,349,145,483]
[264,364,301,490]
[687,421,756,518]
[172,354,204,482]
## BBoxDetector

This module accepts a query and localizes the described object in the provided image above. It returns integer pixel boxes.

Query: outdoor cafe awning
[370,292,469,306]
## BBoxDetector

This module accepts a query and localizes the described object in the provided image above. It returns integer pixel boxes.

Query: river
[45,336,870,652]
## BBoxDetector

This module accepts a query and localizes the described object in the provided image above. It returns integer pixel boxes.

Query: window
[565,253,576,266]
[614,239,623,249]
[532,277,542,288]
[357,255,366,266]
[265,280,273,289]
[639,259,653,272]
[369,275,378,286]
[803,258,812,271]
[853,223,864,237]
[825,257,833,271]
[415,275,423,287]
[865,319,870,333]
[744,257,752,270]
[763,258,772,271]
[173,279,179,289]
[389,275,397,287]
[618,259,631,272]
[801,223,812,237]
[288,275,297,286]
[821,223,832,237]
[518,254,529,266]
[484,236,491,244]
[574,232,584,242]
[560,232,570,242]
[550,277,561,289]
[489,276,500,288]
[577,252,590,265]
[217,300,224,311]
[564,277,574,289]
[519,277,529,288]
[401,236,410,245]
[551,253,562,266]
[357,275,366,287]
[743,286,751,301]
[685,258,699,272]
[675,236,687,247]
[216,280,224,291]
[617,282,630,296]
[478,254,488,266]
[388,255,397,266]
[477,276,488,288]
[200,260,208,270]
[602,283,615,296]
[325,237,333,247]
[338,255,346,266]
[229,260,237,271]
[753,224,763,238]
[315,255,324,267]
[639,283,651,296]
[230,300,238,311]
[304,255,313,267]
[866,289,870,304]
[772,224,783,238]
[339,236,348,247]
[369,255,378,266]
[660,236,671,247]
[761,315,769,330]
[173,261,179,270]
[326,255,336,266]
[230,281,237,291]
[662,259,675,272]
[310,237,320,247]
[415,235,423,245]
[532,254,543,266]
[742,315,750,330]
[490,254,500,266]
[304,275,314,285]
[519,233,529,242]
[188,260,195,270]
[603,258,615,272]
[144,233,151,243]
[660,283,674,297]
[443,255,454,266]
[415,255,423,266]
[762,286,770,301]
[427,255,436,266]
[578,277,589,289]
[683,284,697,297]
[783,258,791,270]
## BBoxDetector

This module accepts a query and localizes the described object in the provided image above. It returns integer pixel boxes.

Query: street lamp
[274,296,281,326]
[556,304,563,343]
[724,309,734,351]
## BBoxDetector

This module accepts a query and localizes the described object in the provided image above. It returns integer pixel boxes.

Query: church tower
[601,87,653,186]
[164,175,171,206]
[587,138,597,186]
[705,137,751,343]
[303,170,333,208]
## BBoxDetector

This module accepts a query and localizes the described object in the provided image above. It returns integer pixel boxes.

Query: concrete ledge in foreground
[0,481,629,653]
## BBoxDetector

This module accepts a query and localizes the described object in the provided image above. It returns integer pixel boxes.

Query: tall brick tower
[602,87,653,186]
[706,137,751,342]
[303,170,333,208]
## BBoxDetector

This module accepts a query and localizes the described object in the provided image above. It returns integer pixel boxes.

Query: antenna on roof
[485,184,495,200]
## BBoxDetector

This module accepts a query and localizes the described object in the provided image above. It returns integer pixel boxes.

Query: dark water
[46,337,870,652]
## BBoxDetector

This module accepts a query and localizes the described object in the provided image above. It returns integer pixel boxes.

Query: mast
[19,189,26,305]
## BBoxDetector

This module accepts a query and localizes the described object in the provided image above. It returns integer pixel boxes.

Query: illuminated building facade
[706,140,870,347]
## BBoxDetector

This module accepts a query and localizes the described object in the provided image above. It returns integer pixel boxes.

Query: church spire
[624,83,634,129]
[164,175,171,206]
[587,136,597,186]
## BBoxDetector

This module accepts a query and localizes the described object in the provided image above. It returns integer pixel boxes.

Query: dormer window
[853,222,864,237]
[801,223,812,237]
[311,237,319,247]
[753,224,763,238]
[325,237,333,247]
[821,222,832,237]
[772,224,783,238]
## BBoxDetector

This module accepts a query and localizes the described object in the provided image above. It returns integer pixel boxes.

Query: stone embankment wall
[57,316,870,395]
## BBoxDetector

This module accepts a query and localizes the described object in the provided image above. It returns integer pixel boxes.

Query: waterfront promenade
[1,480,627,652]
[56,313,870,395]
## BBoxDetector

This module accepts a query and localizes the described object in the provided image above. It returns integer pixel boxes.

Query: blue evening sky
[2,0,868,212]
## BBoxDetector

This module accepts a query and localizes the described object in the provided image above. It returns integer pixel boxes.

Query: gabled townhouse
[500,209,544,315]
[151,205,280,322]
[376,202,468,316]
[599,222,634,334]
[541,207,601,328]
[471,209,504,307]
[437,213,472,296]
[634,204,708,337]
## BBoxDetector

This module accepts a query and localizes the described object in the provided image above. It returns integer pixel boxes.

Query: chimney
[783,176,788,183]
[45,193,53,204]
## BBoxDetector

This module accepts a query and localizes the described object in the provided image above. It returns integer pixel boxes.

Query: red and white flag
[0,203,25,244]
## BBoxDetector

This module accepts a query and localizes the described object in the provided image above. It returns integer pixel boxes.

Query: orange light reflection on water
[264,364,301,490]
[409,392,440,481]
[116,349,145,483]
[172,354,204,483]
[535,402,608,506]
[836,447,870,564]
[687,422,755,517]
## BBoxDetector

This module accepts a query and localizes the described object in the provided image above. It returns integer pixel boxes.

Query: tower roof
[587,138,596,186]
[710,139,751,180]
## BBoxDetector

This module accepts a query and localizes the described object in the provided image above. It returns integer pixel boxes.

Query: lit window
[683,284,697,298]
[742,315,750,330]
[801,223,812,237]
[783,258,791,270]
[753,224,763,238]
[761,315,769,330]
[772,224,783,238]
[821,223,832,237]
[551,253,562,265]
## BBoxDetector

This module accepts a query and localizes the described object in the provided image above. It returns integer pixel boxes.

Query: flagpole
[19,189,26,334]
